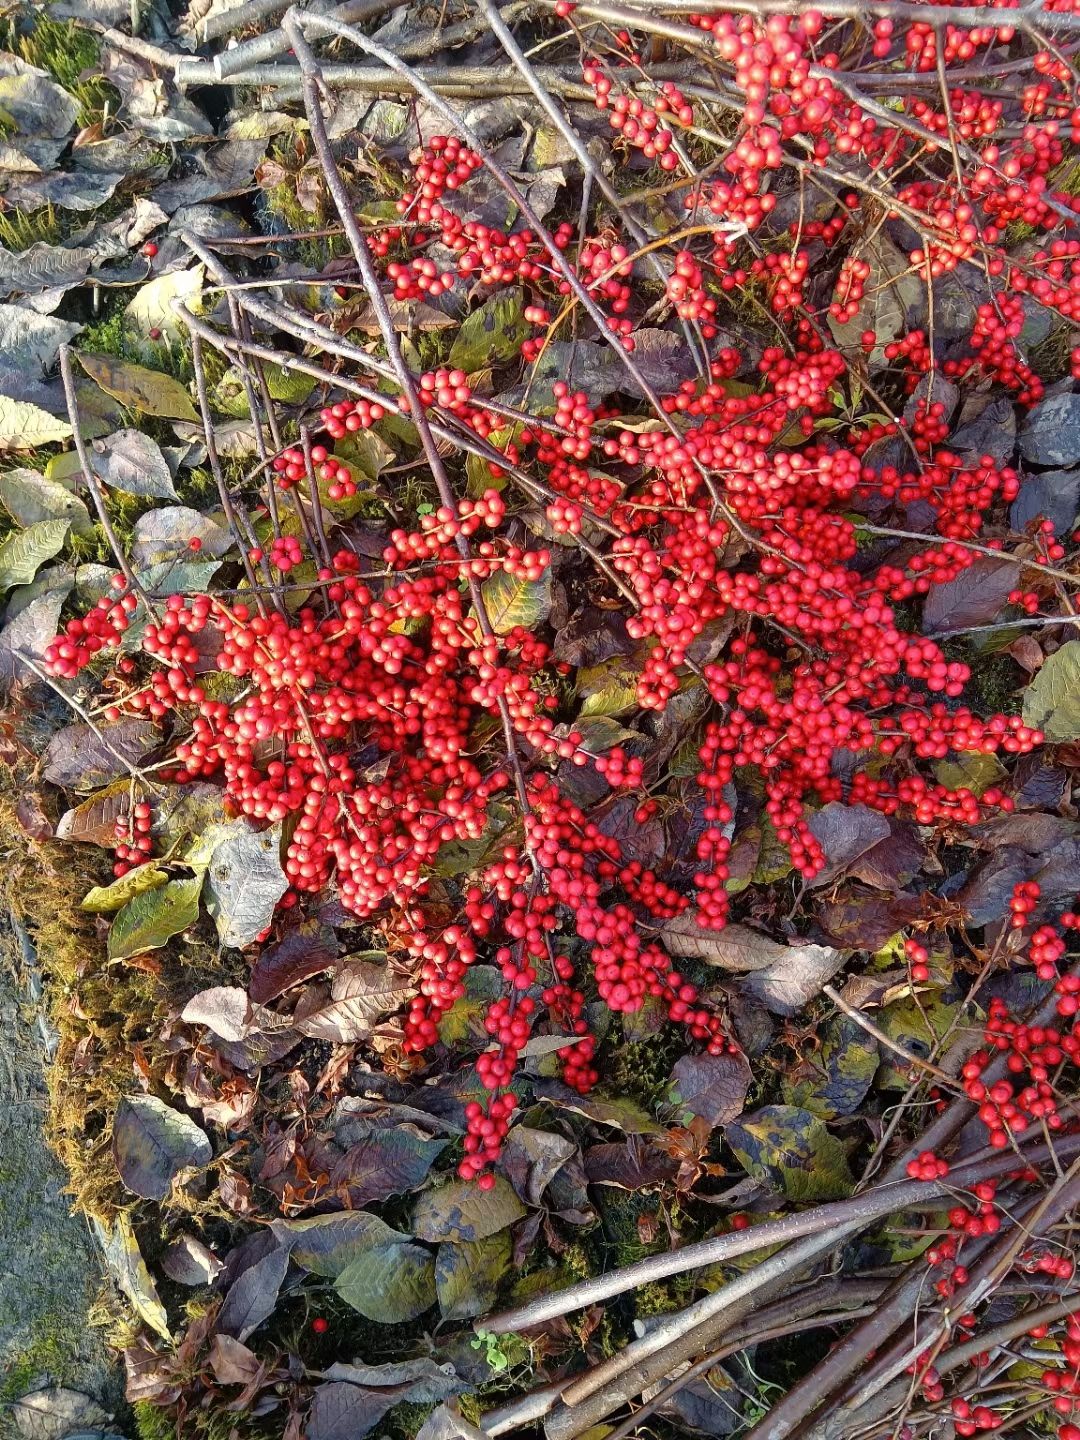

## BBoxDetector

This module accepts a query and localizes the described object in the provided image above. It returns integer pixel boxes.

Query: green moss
[607,1025,682,1109]
[1030,320,1078,384]
[135,1400,277,1440]
[66,527,112,567]
[0,1327,69,1403]
[634,1281,680,1317]
[183,468,221,510]
[80,304,129,361]
[595,1189,667,1267]
[0,18,117,127]
[382,1400,438,1440]
[458,1394,484,1427]
[1051,156,1080,199]
[133,1403,177,1440]
[0,206,63,252]
[560,1242,593,1281]
[259,178,350,270]
[0,1298,114,1440]
[953,646,1025,715]
[79,296,205,391]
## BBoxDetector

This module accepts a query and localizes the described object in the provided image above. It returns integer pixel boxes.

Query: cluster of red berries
[952,1400,1004,1436]
[271,444,358,501]
[319,398,388,439]
[905,938,931,984]
[582,63,686,169]
[666,251,720,336]
[461,1095,519,1189]
[906,1149,951,1181]
[44,578,135,678]
[949,296,1045,405]
[112,802,153,878]
[828,256,870,323]
[593,746,645,788]
[396,134,483,228]
[267,535,304,573]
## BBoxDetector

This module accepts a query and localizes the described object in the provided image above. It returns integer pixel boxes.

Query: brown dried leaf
[293,960,411,1044]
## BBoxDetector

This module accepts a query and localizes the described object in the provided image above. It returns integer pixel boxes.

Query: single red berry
[311,1316,329,1334]
[141,241,158,258]
[189,537,203,552]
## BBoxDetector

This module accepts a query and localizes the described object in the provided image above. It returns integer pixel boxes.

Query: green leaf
[4,564,73,622]
[0,517,68,591]
[108,874,204,959]
[449,288,530,374]
[123,266,205,361]
[94,1213,170,1340]
[91,429,178,500]
[0,467,93,534]
[275,1211,412,1278]
[112,1093,212,1200]
[875,993,960,1090]
[534,1081,664,1135]
[934,751,1008,796]
[357,199,405,225]
[480,566,552,634]
[1023,640,1080,741]
[437,965,504,1046]
[203,821,287,948]
[82,862,170,913]
[45,450,83,487]
[466,425,516,497]
[784,1016,879,1119]
[152,783,229,853]
[336,429,395,482]
[726,1105,854,1201]
[78,352,198,421]
[575,716,640,754]
[134,559,221,602]
[215,359,315,416]
[412,1177,525,1243]
[751,816,795,884]
[431,802,515,879]
[576,655,643,718]
[436,1232,512,1320]
[0,397,72,450]
[335,1241,436,1324]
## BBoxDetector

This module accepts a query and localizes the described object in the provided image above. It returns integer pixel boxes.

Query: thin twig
[300,425,334,571]
[823,984,956,1085]
[58,348,148,605]
[185,327,269,610]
